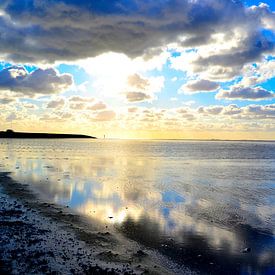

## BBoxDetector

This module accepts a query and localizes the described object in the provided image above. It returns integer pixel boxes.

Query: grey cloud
[176,108,195,120]
[180,113,195,121]
[61,113,73,119]
[69,96,94,103]
[0,66,73,96]
[127,74,150,90]
[196,103,275,119]
[46,98,65,108]
[22,102,37,109]
[125,73,158,102]
[222,104,242,115]
[56,112,73,119]
[181,79,220,93]
[6,112,16,122]
[201,66,241,82]
[193,34,273,72]
[87,102,106,111]
[216,86,274,101]
[69,102,85,110]
[177,108,189,114]
[180,35,213,47]
[198,106,224,115]
[125,91,152,102]
[245,104,275,117]
[0,0,273,66]
[68,98,104,110]
[92,110,116,121]
[128,107,138,113]
[0,97,15,104]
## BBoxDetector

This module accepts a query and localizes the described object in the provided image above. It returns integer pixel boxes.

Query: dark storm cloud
[0,0,273,65]
[0,66,73,96]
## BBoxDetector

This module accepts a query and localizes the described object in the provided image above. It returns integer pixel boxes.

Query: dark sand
[0,172,192,274]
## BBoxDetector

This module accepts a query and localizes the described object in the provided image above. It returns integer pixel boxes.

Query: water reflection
[0,139,275,274]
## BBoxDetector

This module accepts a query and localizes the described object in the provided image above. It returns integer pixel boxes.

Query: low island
[0,129,96,139]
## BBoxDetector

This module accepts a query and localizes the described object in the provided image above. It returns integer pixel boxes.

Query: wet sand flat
[0,172,187,275]
[0,139,275,274]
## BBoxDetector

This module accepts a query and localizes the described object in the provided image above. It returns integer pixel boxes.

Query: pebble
[242,247,251,253]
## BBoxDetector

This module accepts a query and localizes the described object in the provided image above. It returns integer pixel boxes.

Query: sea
[0,139,274,274]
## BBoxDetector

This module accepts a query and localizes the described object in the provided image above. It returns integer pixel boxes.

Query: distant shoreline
[150,138,275,142]
[104,138,275,143]
[0,130,273,142]
[0,130,96,139]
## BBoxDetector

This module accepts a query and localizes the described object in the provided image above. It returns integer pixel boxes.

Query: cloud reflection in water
[0,139,274,274]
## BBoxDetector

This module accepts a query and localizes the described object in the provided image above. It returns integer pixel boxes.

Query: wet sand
[0,172,192,275]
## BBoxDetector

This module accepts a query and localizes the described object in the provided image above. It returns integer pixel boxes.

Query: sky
[0,0,274,140]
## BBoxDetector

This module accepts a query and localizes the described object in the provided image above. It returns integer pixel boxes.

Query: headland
[0,130,96,139]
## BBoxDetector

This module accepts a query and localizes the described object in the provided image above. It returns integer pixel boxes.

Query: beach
[0,172,186,274]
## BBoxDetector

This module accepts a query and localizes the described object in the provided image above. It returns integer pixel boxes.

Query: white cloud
[170,97,178,101]
[171,77,178,82]
[182,100,195,106]
[240,59,275,86]
[77,52,167,102]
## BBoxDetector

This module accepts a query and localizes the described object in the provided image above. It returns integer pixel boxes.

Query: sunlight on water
[0,139,275,273]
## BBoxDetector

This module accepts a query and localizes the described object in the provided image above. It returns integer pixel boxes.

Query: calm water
[0,139,275,274]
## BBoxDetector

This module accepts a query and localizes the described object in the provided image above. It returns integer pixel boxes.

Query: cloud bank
[0,0,273,67]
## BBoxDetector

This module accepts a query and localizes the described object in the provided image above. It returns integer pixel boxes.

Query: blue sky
[0,0,274,139]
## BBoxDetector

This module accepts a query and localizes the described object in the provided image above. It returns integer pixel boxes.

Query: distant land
[0,130,96,139]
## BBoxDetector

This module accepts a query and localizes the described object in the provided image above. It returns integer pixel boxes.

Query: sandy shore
[0,172,191,275]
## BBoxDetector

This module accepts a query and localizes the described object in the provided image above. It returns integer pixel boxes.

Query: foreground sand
[0,172,192,274]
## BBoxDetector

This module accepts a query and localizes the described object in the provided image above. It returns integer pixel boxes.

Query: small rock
[135,250,147,257]
[242,247,251,253]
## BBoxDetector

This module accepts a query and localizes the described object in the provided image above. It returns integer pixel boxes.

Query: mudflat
[0,173,183,275]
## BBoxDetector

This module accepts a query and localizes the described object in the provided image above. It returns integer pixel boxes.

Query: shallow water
[0,139,275,274]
